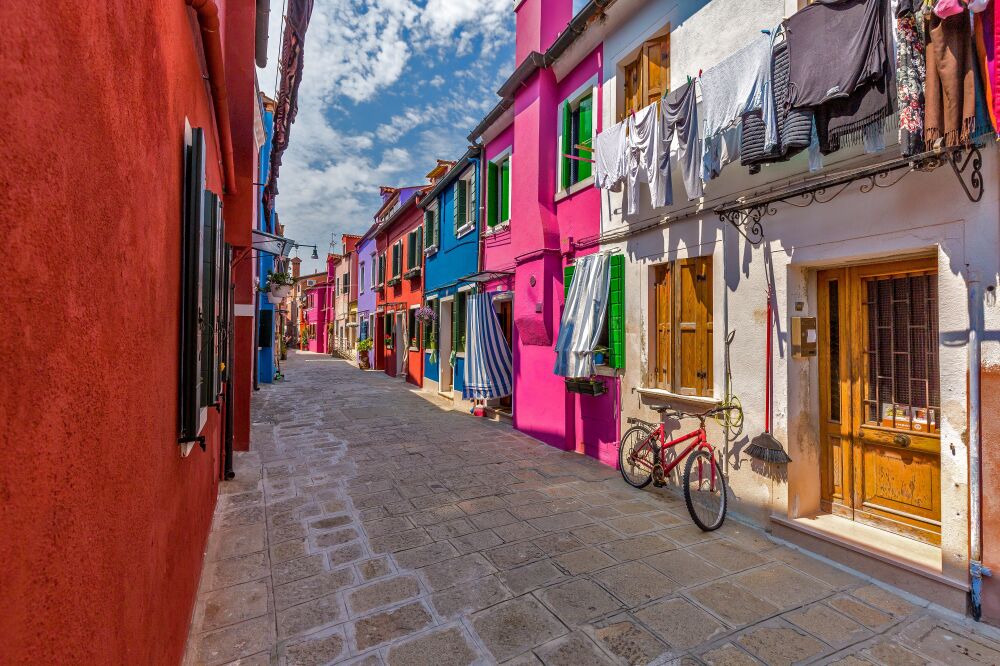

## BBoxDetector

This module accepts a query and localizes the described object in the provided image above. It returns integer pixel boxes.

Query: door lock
[893,433,911,447]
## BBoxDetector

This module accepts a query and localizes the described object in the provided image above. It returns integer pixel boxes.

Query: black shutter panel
[179,127,206,443]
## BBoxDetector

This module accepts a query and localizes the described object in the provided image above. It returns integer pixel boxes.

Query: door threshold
[437,391,454,400]
[771,512,969,612]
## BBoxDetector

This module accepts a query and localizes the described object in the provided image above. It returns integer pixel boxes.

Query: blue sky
[259,0,515,275]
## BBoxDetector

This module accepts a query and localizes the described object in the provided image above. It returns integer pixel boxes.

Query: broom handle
[765,288,772,434]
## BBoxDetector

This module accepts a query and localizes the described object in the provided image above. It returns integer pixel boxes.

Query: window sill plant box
[566,378,606,396]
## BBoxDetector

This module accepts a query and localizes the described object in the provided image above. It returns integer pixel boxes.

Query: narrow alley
[184,352,1000,666]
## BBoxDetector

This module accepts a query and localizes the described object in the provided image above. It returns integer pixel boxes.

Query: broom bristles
[747,432,792,464]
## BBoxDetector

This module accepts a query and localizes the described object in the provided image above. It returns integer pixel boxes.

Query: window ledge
[594,365,620,377]
[555,176,595,202]
[637,387,719,407]
[455,223,476,239]
[485,221,511,236]
[424,246,438,256]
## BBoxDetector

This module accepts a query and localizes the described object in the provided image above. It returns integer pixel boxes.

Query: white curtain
[554,253,610,378]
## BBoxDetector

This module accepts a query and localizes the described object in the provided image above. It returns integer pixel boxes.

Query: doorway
[495,297,514,413]
[817,258,941,545]
[439,299,453,395]
[395,312,406,377]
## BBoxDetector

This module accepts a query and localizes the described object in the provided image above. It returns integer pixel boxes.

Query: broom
[746,284,792,464]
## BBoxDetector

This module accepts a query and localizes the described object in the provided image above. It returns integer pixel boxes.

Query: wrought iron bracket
[715,144,986,246]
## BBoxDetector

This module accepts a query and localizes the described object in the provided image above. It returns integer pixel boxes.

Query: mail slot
[791,316,817,358]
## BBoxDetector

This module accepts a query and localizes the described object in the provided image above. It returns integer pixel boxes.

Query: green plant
[266,270,294,288]
[357,338,373,352]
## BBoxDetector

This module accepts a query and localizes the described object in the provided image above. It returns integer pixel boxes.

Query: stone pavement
[184,351,1000,666]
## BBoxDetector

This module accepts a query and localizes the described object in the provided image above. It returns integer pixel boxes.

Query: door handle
[893,433,911,447]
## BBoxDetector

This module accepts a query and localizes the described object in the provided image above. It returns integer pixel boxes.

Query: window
[563,254,625,369]
[406,228,423,271]
[424,300,439,349]
[453,292,468,353]
[487,153,511,228]
[377,253,386,285]
[424,204,439,251]
[384,313,393,344]
[560,92,594,190]
[620,32,670,120]
[391,240,402,278]
[453,173,476,235]
[651,257,713,396]
[408,307,418,349]
[335,277,339,295]
[343,272,350,294]
[369,314,375,341]
[360,264,365,293]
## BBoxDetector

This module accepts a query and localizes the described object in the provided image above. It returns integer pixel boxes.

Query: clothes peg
[761,28,771,35]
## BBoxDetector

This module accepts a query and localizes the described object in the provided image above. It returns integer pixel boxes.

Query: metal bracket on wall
[715,144,986,246]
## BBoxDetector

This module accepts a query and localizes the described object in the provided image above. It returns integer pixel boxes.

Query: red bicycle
[618,406,729,531]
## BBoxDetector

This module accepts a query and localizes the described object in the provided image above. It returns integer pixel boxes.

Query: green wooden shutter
[457,180,467,229]
[451,297,460,353]
[434,208,440,246]
[563,264,575,299]
[471,166,479,228]
[487,162,498,227]
[561,101,572,190]
[501,160,510,223]
[424,210,432,248]
[578,95,593,182]
[416,227,422,261]
[608,254,625,369]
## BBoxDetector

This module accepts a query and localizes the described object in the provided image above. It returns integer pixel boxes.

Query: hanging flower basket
[267,292,284,304]
[414,306,436,324]
[566,378,607,396]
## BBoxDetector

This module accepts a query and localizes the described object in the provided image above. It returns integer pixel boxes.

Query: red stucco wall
[0,2,236,663]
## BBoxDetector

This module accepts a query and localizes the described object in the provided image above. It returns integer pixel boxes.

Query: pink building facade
[474,0,620,464]
[304,282,330,354]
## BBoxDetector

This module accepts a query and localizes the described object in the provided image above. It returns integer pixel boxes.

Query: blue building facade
[421,148,481,398]
[256,96,277,383]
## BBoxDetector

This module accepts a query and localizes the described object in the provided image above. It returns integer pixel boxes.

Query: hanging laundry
[700,34,772,182]
[625,104,667,215]
[742,37,814,171]
[896,0,929,156]
[554,253,610,379]
[786,0,895,155]
[594,119,628,192]
[934,0,966,19]
[659,81,703,205]
[969,0,991,13]
[925,8,977,147]
[986,2,998,124]
[973,5,997,130]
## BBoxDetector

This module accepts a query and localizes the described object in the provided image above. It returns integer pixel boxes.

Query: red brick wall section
[0,2,235,663]
[981,366,1000,626]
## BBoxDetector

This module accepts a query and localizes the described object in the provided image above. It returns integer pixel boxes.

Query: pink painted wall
[515,0,572,67]
[481,36,619,461]
[305,285,329,353]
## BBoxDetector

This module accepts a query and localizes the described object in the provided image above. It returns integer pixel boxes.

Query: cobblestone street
[184,352,1000,665]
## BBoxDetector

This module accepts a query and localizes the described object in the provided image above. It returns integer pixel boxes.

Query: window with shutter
[500,159,510,223]
[179,127,206,443]
[619,30,670,120]
[454,293,467,352]
[424,208,436,249]
[562,257,625,370]
[560,93,594,190]
[652,256,712,396]
[454,179,468,232]
[415,227,422,262]
[487,162,498,227]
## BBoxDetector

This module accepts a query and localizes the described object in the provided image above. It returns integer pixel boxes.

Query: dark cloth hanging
[896,0,928,156]
[925,9,978,147]
[742,40,813,171]
[786,0,895,156]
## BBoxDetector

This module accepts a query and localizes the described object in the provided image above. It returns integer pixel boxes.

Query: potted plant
[414,306,436,324]
[266,270,294,301]
[384,334,393,351]
[593,345,609,366]
[356,338,373,369]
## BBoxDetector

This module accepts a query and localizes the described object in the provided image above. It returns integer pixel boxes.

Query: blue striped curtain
[554,253,609,378]
[462,292,513,400]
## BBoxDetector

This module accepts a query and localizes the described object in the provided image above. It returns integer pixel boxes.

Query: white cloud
[258,0,515,273]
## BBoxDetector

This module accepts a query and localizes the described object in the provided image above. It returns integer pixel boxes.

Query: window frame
[391,240,403,279]
[454,171,476,239]
[649,255,714,398]
[618,29,670,122]
[408,305,419,350]
[424,201,440,254]
[486,147,512,232]
[557,77,598,194]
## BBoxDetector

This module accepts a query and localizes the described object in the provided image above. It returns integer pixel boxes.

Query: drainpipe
[186,0,238,194]
[255,0,271,68]
[968,276,991,620]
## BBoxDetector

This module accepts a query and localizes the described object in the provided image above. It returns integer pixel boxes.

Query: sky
[259,0,516,275]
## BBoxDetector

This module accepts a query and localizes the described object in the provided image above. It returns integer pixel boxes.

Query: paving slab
[471,596,568,662]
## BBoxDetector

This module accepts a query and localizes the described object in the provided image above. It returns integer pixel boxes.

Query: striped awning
[462,292,513,400]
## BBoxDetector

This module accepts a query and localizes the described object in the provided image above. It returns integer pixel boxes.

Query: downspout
[968,275,991,620]
[224,282,235,480]
[187,0,238,194]
[255,0,271,68]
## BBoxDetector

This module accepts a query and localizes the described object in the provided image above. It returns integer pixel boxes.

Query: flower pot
[267,292,284,304]
[270,284,292,299]
[358,354,371,369]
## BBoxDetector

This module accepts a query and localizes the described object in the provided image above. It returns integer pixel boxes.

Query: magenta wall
[482,38,619,463]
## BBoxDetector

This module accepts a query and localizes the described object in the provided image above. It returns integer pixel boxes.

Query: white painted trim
[235,304,255,317]
[455,222,476,239]
[487,148,513,232]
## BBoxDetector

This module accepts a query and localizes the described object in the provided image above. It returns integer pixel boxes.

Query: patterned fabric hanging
[896,1,928,156]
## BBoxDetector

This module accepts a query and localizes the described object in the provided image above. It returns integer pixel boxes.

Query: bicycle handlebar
[656,405,729,420]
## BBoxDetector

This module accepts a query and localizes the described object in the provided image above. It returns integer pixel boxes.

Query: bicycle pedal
[653,480,666,488]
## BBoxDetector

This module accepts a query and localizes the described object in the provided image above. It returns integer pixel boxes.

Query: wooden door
[496,300,513,412]
[818,259,941,545]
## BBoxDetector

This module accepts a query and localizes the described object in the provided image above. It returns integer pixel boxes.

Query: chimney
[515,0,572,67]
[291,256,302,279]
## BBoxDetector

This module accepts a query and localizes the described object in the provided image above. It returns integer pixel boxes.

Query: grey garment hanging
[659,81,703,205]
[554,253,610,379]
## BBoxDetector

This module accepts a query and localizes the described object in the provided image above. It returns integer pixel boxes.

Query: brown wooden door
[818,259,941,545]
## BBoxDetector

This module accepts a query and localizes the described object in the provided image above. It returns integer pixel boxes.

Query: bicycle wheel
[619,426,656,489]
[682,449,728,530]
